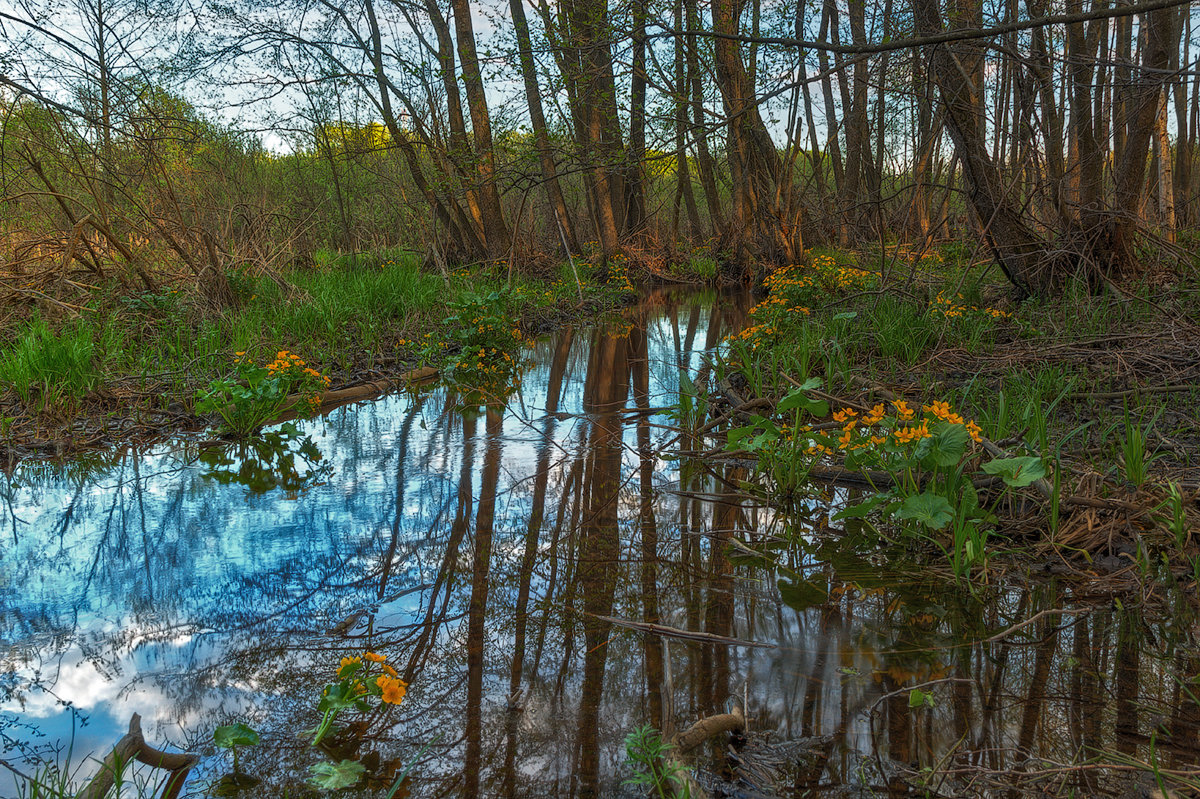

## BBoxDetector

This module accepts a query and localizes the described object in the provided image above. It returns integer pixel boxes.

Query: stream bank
[2,285,1198,797]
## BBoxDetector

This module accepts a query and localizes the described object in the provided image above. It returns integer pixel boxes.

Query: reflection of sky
[2,290,1185,796]
[0,291,742,790]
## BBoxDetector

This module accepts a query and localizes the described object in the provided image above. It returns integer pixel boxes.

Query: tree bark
[509,0,578,251]
[449,0,510,256]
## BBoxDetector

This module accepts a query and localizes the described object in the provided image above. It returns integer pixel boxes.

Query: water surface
[3,288,1197,797]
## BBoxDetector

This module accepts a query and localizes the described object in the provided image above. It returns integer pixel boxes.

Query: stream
[2,287,1197,797]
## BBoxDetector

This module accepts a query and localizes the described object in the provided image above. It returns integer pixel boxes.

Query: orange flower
[862,404,886,426]
[337,656,361,678]
[966,420,983,443]
[377,675,408,705]
[832,408,857,423]
[924,400,952,419]
[364,651,386,663]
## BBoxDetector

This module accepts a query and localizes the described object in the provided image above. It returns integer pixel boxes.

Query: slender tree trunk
[449,0,510,256]
[913,0,1049,293]
[711,0,801,269]
[509,0,578,251]
[818,0,847,244]
[627,0,648,235]
[686,0,723,234]
[674,0,702,238]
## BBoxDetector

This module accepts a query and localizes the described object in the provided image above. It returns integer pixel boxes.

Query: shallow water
[2,288,1197,797]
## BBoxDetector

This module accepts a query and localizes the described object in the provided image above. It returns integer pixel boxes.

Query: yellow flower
[377,675,408,705]
[892,400,915,421]
[364,651,386,663]
[924,400,952,419]
[381,663,399,677]
[966,420,983,443]
[862,404,886,426]
[337,656,361,678]
[832,408,857,423]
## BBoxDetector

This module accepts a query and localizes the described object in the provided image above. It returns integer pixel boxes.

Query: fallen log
[673,706,746,755]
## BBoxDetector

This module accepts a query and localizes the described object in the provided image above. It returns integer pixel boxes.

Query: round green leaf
[893,491,956,530]
[982,456,1046,487]
[214,723,260,749]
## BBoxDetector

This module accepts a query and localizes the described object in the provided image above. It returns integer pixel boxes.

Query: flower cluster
[312,650,408,745]
[930,292,1009,320]
[424,290,530,401]
[726,255,875,351]
[606,253,636,294]
[808,398,984,457]
[336,651,407,706]
[262,350,333,388]
[197,350,332,436]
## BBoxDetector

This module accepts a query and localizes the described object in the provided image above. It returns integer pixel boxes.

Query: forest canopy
[0,0,1196,292]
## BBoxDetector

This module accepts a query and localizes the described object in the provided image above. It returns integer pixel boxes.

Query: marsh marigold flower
[337,656,361,678]
[363,651,386,663]
[377,675,408,705]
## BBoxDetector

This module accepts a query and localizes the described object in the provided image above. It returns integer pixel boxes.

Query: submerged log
[673,706,746,755]
[76,714,198,799]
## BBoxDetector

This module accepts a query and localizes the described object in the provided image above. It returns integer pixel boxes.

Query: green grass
[1,250,634,434]
[0,316,103,407]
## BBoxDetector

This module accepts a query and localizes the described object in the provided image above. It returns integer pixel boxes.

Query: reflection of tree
[5,290,1200,797]
[575,328,629,798]
[465,408,503,799]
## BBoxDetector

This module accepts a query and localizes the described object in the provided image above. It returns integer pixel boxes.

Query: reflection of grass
[12,754,168,799]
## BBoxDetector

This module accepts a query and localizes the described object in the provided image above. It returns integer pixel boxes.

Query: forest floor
[694,243,1200,588]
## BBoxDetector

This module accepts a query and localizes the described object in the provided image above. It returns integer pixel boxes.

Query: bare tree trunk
[449,0,510,256]
[686,0,723,234]
[913,0,1049,294]
[711,0,801,269]
[818,0,847,245]
[627,0,648,235]
[509,0,578,251]
[674,0,702,238]
[1155,87,1176,241]
[1100,3,1185,273]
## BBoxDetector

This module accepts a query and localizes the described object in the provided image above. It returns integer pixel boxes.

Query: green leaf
[908,688,935,708]
[914,422,969,468]
[213,723,260,749]
[982,456,1046,487]
[777,575,829,611]
[832,492,894,521]
[778,385,828,417]
[725,425,756,450]
[893,492,956,530]
[317,681,361,713]
[308,759,365,791]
